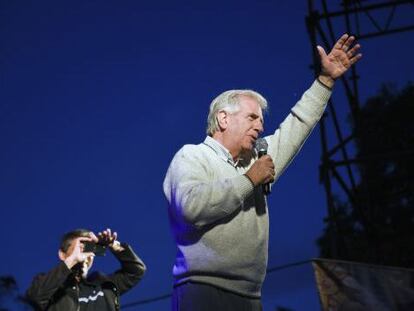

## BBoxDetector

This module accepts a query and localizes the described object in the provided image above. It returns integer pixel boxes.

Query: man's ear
[216,110,229,131]
[58,249,66,261]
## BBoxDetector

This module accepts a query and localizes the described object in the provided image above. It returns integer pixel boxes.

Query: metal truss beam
[306,0,414,258]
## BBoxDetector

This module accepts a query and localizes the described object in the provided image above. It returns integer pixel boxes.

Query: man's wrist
[244,173,257,187]
[110,241,125,252]
[317,75,334,89]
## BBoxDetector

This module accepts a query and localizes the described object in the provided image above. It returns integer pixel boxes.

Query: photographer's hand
[64,237,95,269]
[98,228,125,252]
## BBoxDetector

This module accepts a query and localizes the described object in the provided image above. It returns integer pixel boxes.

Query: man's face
[226,95,264,155]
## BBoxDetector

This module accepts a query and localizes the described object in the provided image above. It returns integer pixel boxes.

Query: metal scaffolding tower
[306,0,414,258]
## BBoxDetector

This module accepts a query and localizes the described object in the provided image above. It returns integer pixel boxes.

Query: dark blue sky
[1,1,413,310]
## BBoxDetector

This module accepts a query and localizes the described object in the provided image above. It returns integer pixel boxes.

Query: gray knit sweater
[163,80,331,297]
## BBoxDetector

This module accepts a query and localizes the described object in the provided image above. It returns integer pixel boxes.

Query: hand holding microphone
[245,138,274,195]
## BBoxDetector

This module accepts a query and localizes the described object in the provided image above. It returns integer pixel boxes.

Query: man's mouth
[249,135,257,142]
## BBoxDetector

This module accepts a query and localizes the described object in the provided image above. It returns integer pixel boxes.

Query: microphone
[255,138,271,195]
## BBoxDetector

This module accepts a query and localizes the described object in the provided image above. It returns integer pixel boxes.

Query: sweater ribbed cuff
[316,77,333,90]
[232,175,255,202]
[311,79,332,103]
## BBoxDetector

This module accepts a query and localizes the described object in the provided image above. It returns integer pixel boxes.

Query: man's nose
[254,120,264,133]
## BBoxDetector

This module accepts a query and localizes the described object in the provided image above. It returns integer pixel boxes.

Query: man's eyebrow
[248,113,264,124]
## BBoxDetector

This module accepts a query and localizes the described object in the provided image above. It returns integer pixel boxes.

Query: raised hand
[98,228,117,245]
[317,34,362,87]
[98,228,124,252]
[63,237,95,269]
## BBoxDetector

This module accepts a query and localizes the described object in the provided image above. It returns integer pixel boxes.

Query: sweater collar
[203,136,237,166]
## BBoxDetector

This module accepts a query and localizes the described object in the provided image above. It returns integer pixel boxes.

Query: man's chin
[242,142,255,152]
[240,147,255,160]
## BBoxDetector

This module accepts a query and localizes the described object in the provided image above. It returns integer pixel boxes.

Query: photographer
[26,228,146,311]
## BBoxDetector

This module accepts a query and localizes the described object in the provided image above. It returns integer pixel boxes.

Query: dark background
[1,1,413,310]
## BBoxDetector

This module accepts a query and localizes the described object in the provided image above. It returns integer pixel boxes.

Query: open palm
[318,34,362,80]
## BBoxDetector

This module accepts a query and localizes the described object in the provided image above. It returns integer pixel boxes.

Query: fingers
[346,43,362,65]
[98,229,109,240]
[245,155,275,186]
[77,252,95,264]
[76,237,92,251]
[82,252,95,259]
[333,34,359,54]
[346,43,360,57]
[266,173,275,184]
[65,239,95,265]
[341,35,355,52]
[98,228,117,245]
[257,155,275,182]
[316,45,327,59]
[262,155,274,167]
[88,232,99,243]
[77,236,92,242]
[262,156,275,183]
[267,166,276,183]
[319,33,362,81]
[333,33,349,50]
[84,254,95,266]
[350,53,363,65]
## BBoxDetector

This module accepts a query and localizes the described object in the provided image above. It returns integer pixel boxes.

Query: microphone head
[255,138,268,153]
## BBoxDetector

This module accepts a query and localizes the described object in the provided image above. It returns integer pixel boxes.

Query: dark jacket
[26,243,146,311]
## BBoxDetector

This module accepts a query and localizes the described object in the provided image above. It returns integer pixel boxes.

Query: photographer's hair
[60,229,91,253]
[206,89,268,136]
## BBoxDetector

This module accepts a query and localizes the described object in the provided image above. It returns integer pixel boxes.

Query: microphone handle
[258,150,271,195]
[263,182,271,195]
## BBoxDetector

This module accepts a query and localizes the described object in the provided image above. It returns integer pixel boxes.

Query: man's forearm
[109,243,146,294]
[266,80,331,180]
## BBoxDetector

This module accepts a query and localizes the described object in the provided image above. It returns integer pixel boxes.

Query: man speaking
[163,34,362,310]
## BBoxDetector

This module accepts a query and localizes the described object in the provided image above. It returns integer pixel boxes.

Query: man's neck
[211,134,239,161]
[71,264,87,282]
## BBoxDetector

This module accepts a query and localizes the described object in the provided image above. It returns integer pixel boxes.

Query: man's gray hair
[206,89,268,136]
